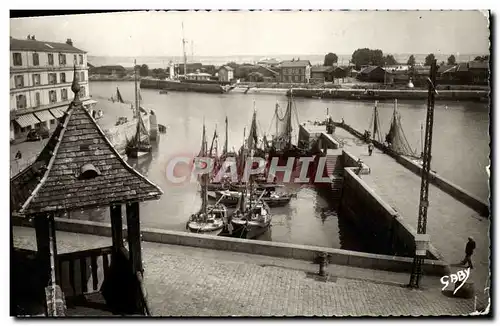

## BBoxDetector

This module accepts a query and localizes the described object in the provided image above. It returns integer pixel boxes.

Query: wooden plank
[103,253,110,277]
[68,259,76,296]
[91,255,98,291]
[80,257,87,294]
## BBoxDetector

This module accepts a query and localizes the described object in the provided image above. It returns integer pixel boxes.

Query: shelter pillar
[110,204,124,252]
[126,202,142,274]
[34,214,58,286]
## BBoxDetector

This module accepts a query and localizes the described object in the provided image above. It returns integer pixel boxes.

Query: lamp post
[409,59,438,288]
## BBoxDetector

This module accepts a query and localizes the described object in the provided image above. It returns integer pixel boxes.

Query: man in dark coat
[461,236,476,269]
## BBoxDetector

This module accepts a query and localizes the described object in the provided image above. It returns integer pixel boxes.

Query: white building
[10,36,95,141]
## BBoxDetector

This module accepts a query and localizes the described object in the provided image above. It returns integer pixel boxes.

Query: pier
[299,122,490,307]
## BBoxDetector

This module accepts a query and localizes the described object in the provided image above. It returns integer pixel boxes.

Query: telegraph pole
[409,59,438,288]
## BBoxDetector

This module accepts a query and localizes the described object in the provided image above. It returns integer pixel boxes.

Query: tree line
[323,50,489,70]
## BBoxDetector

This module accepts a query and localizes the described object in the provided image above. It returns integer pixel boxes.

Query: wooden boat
[187,122,228,235]
[126,61,152,159]
[210,189,292,208]
[159,90,169,94]
[266,90,309,160]
[227,138,272,239]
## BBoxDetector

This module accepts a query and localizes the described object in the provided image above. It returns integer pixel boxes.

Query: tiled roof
[437,65,455,74]
[219,65,234,71]
[280,60,311,67]
[10,37,86,53]
[359,66,381,74]
[11,91,162,215]
[257,64,279,76]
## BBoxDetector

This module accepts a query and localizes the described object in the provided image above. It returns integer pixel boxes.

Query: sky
[10,10,490,57]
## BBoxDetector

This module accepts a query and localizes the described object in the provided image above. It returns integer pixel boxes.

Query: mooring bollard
[318,252,328,277]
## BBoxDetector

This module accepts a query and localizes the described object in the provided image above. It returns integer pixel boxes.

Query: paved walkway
[13,227,477,316]
[333,128,491,303]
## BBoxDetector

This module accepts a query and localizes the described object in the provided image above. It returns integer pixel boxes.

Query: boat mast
[372,101,379,141]
[224,116,228,155]
[287,89,293,148]
[182,22,187,78]
[201,122,208,218]
[134,59,139,119]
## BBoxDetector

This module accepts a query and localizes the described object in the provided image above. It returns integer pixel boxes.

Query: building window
[14,75,24,88]
[61,88,68,101]
[59,53,67,65]
[73,55,77,64]
[80,71,85,81]
[49,90,57,103]
[60,72,66,83]
[48,73,57,84]
[79,54,83,65]
[16,94,27,109]
[32,53,39,66]
[32,74,41,86]
[50,119,56,125]
[80,86,86,98]
[48,53,54,65]
[35,92,41,106]
[13,53,22,66]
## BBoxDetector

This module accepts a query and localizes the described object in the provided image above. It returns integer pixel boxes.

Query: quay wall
[12,216,448,276]
[337,122,489,217]
[286,88,489,102]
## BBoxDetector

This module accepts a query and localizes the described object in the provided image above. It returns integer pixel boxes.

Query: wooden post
[110,204,123,252]
[34,214,58,286]
[126,202,142,274]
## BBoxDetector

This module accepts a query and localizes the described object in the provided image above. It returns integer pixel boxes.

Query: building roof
[455,63,469,73]
[437,65,455,74]
[219,65,234,71]
[10,37,86,54]
[257,64,279,76]
[11,69,162,215]
[311,66,334,73]
[280,60,311,68]
[92,65,126,71]
[468,60,489,70]
[359,66,382,74]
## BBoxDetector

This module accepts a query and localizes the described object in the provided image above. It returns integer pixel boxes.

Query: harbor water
[79,81,489,250]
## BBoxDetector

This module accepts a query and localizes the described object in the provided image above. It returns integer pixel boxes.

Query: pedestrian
[461,236,476,269]
[368,143,374,156]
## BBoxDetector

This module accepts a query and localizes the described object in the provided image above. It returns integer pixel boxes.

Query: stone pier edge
[12,216,449,277]
[336,123,489,217]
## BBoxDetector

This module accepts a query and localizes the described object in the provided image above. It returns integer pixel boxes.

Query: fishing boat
[384,99,422,163]
[209,188,292,208]
[159,90,168,94]
[228,140,272,239]
[187,123,228,235]
[266,89,308,160]
[112,87,125,103]
[126,61,152,159]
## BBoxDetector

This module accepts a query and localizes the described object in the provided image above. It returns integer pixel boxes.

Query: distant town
[88,49,489,89]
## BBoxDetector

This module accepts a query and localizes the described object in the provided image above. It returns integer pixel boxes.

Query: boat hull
[230,219,271,239]
[186,204,228,235]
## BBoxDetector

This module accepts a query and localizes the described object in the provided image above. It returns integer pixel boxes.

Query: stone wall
[339,167,438,259]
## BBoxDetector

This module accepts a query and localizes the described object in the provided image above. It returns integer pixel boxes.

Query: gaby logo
[440,268,471,295]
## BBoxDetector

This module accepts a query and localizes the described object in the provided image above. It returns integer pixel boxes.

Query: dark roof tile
[10,37,86,53]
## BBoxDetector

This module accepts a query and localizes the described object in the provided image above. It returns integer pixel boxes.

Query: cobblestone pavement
[13,227,477,316]
[334,128,491,304]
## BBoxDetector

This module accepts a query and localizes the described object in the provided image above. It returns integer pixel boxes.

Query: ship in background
[140,23,235,94]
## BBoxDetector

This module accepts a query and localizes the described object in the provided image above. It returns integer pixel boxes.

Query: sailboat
[365,101,384,142]
[187,123,228,235]
[267,89,307,159]
[125,61,152,158]
[385,99,421,161]
[113,87,125,103]
[230,145,272,239]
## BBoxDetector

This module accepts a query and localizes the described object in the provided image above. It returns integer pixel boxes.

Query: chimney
[31,35,36,40]
[27,34,31,40]
[66,38,73,46]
